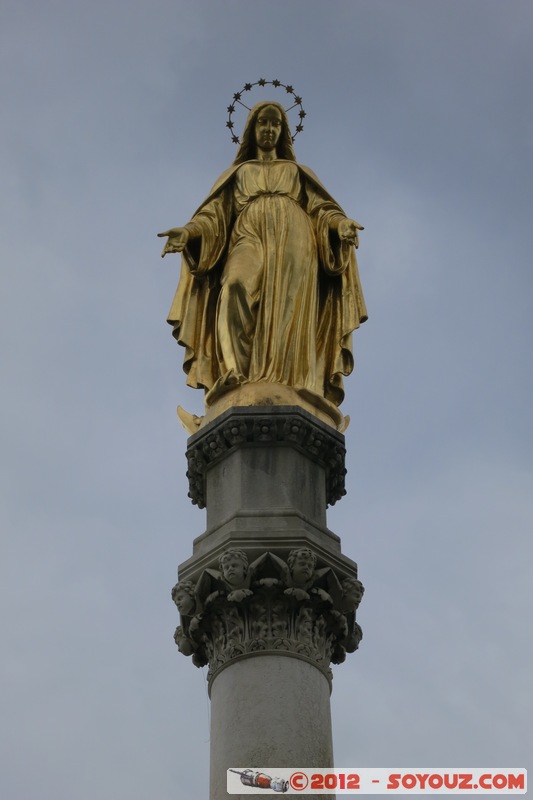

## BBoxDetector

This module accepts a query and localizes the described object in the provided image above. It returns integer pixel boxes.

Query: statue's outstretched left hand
[337,218,364,249]
[158,227,190,257]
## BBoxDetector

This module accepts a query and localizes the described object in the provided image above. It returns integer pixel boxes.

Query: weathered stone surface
[179,407,355,582]
[210,656,334,800]
[173,408,364,798]
[173,546,364,688]
[185,406,347,511]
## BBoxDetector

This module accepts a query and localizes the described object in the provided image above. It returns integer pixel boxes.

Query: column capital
[172,546,364,690]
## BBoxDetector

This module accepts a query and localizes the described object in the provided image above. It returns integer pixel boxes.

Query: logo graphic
[229,769,289,793]
[228,768,527,795]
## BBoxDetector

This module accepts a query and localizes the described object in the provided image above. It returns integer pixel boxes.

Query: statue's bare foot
[205,370,246,405]
[220,369,244,388]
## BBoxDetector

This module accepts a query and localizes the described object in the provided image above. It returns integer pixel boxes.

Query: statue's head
[234,101,296,164]
[174,625,196,656]
[341,576,365,612]
[287,547,317,585]
[171,580,196,616]
[219,548,249,587]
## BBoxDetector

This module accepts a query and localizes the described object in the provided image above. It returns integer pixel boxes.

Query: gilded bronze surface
[159,101,367,431]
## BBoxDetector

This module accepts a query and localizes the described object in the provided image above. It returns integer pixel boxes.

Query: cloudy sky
[1,1,532,797]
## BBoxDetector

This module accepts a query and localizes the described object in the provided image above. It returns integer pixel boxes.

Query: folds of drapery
[167,163,367,407]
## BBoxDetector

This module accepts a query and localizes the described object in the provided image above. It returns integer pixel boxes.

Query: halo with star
[226,79,306,145]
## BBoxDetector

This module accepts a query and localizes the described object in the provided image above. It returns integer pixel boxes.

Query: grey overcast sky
[1,1,532,798]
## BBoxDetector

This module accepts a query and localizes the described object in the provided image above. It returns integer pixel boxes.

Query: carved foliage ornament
[172,547,364,685]
[186,412,347,508]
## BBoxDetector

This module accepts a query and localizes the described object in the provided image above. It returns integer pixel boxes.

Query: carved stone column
[173,407,364,800]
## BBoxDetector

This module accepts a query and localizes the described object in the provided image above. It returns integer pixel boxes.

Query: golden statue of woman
[159,100,367,431]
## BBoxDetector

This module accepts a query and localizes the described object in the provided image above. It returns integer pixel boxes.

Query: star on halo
[226,79,306,145]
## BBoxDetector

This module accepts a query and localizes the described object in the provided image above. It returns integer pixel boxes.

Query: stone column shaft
[172,408,364,800]
[211,656,333,800]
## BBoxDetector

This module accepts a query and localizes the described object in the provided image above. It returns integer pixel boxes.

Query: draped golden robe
[168,159,367,410]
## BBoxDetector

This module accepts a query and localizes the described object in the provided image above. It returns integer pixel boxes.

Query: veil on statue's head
[233,101,297,165]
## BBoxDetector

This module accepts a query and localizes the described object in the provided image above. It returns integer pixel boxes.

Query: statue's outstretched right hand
[158,227,190,257]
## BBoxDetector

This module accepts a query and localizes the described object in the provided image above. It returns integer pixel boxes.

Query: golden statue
[159,94,367,432]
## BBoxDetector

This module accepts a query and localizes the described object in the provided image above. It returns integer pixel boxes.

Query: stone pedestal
[172,407,364,799]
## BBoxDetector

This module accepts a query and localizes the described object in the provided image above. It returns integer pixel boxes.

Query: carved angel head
[287,547,317,586]
[219,548,249,588]
[171,579,196,616]
[341,576,365,612]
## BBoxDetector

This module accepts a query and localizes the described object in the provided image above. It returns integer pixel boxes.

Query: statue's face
[254,105,282,152]
[342,581,364,611]
[221,554,246,586]
[291,551,315,585]
[174,589,195,615]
